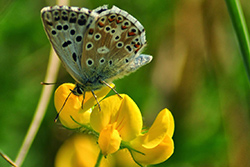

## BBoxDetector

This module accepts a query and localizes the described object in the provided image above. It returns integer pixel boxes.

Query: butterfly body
[41,5,152,94]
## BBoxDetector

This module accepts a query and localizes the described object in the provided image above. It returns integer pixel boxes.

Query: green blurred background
[0,0,249,166]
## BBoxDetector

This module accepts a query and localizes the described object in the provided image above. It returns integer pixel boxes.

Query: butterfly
[41,5,152,107]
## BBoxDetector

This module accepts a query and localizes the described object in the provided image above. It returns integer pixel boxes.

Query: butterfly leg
[100,80,122,99]
[54,90,73,122]
[81,90,86,109]
[91,90,101,111]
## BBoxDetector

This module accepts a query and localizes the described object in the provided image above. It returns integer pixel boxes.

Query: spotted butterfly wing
[41,5,100,86]
[81,6,152,84]
[41,5,152,92]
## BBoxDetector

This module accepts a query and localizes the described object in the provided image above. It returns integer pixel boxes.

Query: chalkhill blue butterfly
[41,5,152,108]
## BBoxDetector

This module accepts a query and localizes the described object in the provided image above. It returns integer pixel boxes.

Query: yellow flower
[54,85,174,166]
[54,83,114,129]
[55,134,115,167]
[90,94,143,156]
[112,149,139,167]
[129,108,175,165]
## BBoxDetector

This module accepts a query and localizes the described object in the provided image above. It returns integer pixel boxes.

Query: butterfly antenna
[91,90,101,111]
[54,90,73,122]
[100,80,122,99]
[41,82,57,85]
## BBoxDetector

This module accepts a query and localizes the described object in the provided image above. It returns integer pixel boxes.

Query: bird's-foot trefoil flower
[55,134,115,167]
[90,94,143,156]
[54,83,175,167]
[54,83,114,129]
[129,108,175,166]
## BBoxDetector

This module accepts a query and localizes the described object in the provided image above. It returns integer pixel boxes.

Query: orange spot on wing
[134,44,140,48]
[89,29,94,34]
[128,32,136,36]
[109,18,115,22]
[98,22,104,27]
[121,25,127,29]
[135,48,140,54]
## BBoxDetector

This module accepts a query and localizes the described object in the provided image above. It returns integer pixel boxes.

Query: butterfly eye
[75,86,84,95]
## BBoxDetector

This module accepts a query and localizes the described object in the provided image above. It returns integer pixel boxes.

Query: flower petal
[54,83,89,128]
[129,109,175,165]
[82,83,115,112]
[113,149,138,167]
[131,134,174,165]
[54,83,114,128]
[166,108,175,137]
[117,95,142,141]
[90,94,142,141]
[98,123,122,156]
[90,94,122,132]
[55,134,115,167]
[141,108,174,148]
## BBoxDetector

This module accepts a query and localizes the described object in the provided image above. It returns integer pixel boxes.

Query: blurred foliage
[0,0,249,167]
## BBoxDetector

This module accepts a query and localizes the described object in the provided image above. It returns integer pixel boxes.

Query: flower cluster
[54,83,174,167]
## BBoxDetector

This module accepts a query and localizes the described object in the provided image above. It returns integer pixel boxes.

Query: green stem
[0,151,18,167]
[225,0,250,85]
[15,48,61,167]
[94,150,103,167]
[127,148,143,167]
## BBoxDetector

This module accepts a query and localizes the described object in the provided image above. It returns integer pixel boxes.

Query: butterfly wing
[80,5,152,83]
[41,5,152,90]
[41,5,102,84]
